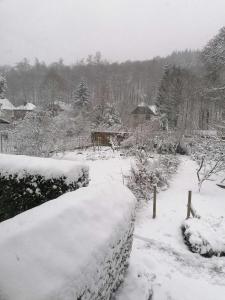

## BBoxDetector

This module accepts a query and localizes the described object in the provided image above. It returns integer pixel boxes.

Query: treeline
[0,50,201,120]
[1,26,225,132]
[156,27,225,131]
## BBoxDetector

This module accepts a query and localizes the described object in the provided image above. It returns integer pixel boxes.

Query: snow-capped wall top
[0,154,88,184]
[0,98,15,110]
[0,183,136,300]
[15,102,36,111]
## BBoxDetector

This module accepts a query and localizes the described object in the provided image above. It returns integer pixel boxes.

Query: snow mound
[0,183,136,300]
[0,98,15,110]
[0,153,88,184]
[182,217,225,257]
[16,102,36,110]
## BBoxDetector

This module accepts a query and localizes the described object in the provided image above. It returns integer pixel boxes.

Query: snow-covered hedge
[128,151,179,202]
[0,183,136,300]
[0,154,89,222]
[182,217,225,257]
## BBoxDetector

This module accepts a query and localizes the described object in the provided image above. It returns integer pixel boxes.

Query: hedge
[0,154,89,222]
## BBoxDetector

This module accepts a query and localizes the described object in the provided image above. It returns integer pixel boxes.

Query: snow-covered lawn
[56,149,225,300]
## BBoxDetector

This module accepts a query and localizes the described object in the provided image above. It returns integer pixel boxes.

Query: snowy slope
[0,183,136,300]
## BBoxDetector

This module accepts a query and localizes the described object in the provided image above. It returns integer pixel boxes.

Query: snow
[0,182,136,300]
[1,148,225,299]
[0,153,88,184]
[149,104,157,115]
[15,102,36,110]
[137,102,146,107]
[54,148,133,186]
[183,216,225,255]
[0,98,15,110]
[116,156,225,300]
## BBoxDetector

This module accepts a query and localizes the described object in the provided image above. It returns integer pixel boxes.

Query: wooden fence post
[186,190,192,219]
[153,185,157,219]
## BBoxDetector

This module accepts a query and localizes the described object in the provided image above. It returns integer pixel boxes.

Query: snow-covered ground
[56,149,225,300]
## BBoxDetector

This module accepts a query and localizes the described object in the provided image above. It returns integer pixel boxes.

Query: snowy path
[56,150,225,300]
[116,156,225,300]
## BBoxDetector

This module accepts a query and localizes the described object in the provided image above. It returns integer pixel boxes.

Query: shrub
[127,150,179,203]
[182,217,225,257]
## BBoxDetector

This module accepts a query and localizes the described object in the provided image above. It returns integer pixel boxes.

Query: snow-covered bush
[0,183,136,300]
[11,110,54,157]
[190,136,225,191]
[182,217,225,257]
[11,110,91,156]
[0,154,89,222]
[127,150,179,203]
[0,74,7,99]
[121,129,188,156]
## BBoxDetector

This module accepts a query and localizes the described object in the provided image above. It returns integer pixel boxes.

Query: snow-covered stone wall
[0,154,89,222]
[0,183,136,300]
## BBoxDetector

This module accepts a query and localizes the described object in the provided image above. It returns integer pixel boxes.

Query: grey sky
[0,0,225,65]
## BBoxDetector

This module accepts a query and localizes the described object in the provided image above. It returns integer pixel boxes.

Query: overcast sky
[0,0,225,65]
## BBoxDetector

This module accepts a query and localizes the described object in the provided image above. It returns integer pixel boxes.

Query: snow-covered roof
[149,105,157,115]
[131,103,156,115]
[15,103,36,111]
[0,99,16,110]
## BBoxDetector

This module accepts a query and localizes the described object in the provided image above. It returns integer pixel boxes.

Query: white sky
[0,0,225,65]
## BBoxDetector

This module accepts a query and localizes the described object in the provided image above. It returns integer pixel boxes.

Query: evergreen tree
[156,65,183,128]
[0,74,7,99]
[74,80,90,108]
[201,26,225,83]
[92,102,121,127]
[104,102,121,127]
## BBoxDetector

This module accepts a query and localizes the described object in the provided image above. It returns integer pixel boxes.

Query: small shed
[91,126,130,146]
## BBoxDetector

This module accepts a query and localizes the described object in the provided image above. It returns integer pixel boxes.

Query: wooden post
[153,186,157,219]
[186,190,192,219]
[0,133,3,153]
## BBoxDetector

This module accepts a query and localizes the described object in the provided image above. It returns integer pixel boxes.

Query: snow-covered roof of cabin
[131,102,156,115]
[15,103,36,111]
[0,99,16,110]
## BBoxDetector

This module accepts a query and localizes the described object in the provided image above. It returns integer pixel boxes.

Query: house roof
[0,99,16,110]
[131,102,156,115]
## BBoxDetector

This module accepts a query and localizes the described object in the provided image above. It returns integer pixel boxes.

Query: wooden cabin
[130,103,157,128]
